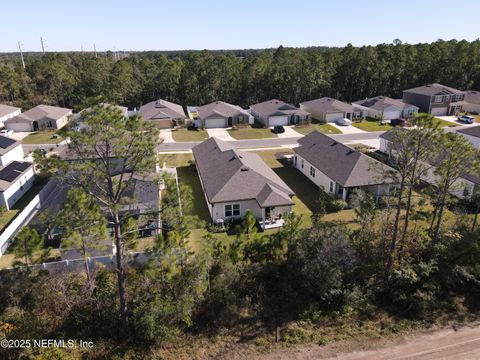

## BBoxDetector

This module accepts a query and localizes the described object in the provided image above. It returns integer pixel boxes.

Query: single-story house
[192,137,294,229]
[0,136,24,167]
[0,161,35,210]
[0,104,21,128]
[73,103,128,131]
[250,99,310,126]
[456,126,480,149]
[300,97,353,122]
[294,131,396,202]
[380,129,480,199]
[463,90,480,114]
[402,83,465,116]
[138,99,186,129]
[5,104,72,132]
[353,96,418,120]
[196,101,252,128]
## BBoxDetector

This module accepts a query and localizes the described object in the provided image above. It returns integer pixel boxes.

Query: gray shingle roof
[251,99,309,117]
[300,97,353,113]
[465,90,480,105]
[197,101,249,120]
[457,125,480,138]
[139,99,186,120]
[192,137,294,206]
[295,131,395,187]
[8,104,71,123]
[353,96,418,111]
[403,83,465,96]
[0,104,20,118]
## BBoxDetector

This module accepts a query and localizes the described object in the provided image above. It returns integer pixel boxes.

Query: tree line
[1,39,480,112]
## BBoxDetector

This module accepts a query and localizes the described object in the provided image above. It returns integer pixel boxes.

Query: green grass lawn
[294,122,342,135]
[433,117,459,128]
[172,128,209,142]
[0,210,19,232]
[352,119,392,132]
[228,125,277,140]
[22,130,63,144]
[157,153,193,168]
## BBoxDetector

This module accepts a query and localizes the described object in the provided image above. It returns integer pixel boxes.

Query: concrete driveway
[436,115,478,127]
[330,123,366,134]
[10,131,31,141]
[159,129,175,143]
[206,128,236,141]
[277,126,303,138]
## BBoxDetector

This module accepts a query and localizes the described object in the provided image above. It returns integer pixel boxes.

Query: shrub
[329,199,347,212]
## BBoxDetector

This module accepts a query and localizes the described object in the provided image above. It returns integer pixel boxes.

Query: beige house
[5,105,72,132]
[196,101,251,128]
[138,99,186,129]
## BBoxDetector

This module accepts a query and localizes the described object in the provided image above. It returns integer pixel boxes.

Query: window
[301,159,304,168]
[329,181,334,193]
[433,95,443,103]
[225,204,240,217]
[310,166,315,178]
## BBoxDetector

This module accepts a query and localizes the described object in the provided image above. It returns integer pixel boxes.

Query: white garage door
[205,118,226,128]
[325,112,345,122]
[269,116,289,126]
[383,111,402,120]
[431,107,448,116]
[4,121,32,132]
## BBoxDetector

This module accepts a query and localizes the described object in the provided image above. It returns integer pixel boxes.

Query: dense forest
[1,39,480,112]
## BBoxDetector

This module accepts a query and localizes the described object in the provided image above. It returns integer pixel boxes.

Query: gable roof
[197,101,249,120]
[8,105,71,123]
[300,97,353,113]
[139,99,186,120]
[457,125,480,138]
[403,83,465,96]
[353,96,418,111]
[0,135,21,156]
[294,131,395,187]
[465,90,480,105]
[192,137,294,206]
[0,104,20,118]
[251,99,309,117]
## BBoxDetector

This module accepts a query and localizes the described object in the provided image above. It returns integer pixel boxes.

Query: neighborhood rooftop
[197,101,249,119]
[295,131,395,188]
[0,104,20,118]
[12,104,71,122]
[192,137,294,206]
[403,83,465,96]
[300,97,353,113]
[0,161,32,191]
[0,135,20,156]
[250,99,309,117]
[138,99,186,120]
[353,96,417,111]
[457,125,480,138]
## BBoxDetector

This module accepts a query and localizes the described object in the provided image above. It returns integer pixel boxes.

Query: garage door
[205,118,226,128]
[151,119,172,129]
[4,121,32,132]
[431,107,448,116]
[325,112,345,122]
[383,111,402,120]
[269,116,289,126]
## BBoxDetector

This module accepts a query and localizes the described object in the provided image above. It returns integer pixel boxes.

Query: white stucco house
[5,104,72,132]
[0,104,21,128]
[294,131,396,202]
[353,96,418,120]
[192,137,294,229]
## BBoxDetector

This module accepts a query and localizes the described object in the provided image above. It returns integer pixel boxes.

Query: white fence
[0,180,57,256]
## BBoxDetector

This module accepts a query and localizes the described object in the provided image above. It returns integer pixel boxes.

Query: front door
[33,121,39,131]
[227,117,233,127]
[265,207,272,220]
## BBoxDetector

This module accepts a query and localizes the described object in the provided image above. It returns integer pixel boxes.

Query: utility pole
[17,41,25,69]
[93,44,97,58]
[81,45,84,54]
[40,36,46,55]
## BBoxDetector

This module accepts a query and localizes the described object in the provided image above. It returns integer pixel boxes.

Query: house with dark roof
[73,103,129,132]
[0,104,21,128]
[353,96,418,120]
[463,90,480,114]
[5,104,72,132]
[380,129,480,199]
[250,99,310,127]
[300,97,353,122]
[402,83,465,116]
[457,126,480,149]
[196,101,251,128]
[138,99,186,129]
[294,131,396,202]
[0,135,23,167]
[192,137,294,229]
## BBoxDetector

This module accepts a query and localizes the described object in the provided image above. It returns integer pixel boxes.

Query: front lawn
[433,118,459,128]
[157,153,193,168]
[352,119,392,132]
[294,122,342,135]
[172,128,209,142]
[22,130,63,144]
[228,125,277,140]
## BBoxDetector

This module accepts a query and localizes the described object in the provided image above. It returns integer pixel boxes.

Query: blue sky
[1,0,479,52]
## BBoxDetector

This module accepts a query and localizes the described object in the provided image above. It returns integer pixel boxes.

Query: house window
[433,95,443,103]
[225,204,240,217]
[301,159,304,168]
[310,166,315,178]
[329,181,334,193]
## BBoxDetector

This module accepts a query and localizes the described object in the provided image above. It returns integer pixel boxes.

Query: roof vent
[240,167,249,171]
[229,156,236,162]
[347,149,355,155]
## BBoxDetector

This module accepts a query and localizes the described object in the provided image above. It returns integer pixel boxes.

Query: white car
[0,129,14,137]
[336,118,352,126]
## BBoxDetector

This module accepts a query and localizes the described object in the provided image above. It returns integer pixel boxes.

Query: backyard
[227,124,277,139]
[22,130,63,144]
[294,121,342,135]
[172,128,209,142]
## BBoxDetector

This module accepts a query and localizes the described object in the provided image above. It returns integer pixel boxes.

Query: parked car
[390,118,407,127]
[336,118,352,126]
[271,125,285,134]
[0,129,14,137]
[457,115,475,124]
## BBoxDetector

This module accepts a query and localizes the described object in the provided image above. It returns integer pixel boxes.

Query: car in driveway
[0,129,14,137]
[271,125,285,134]
[390,118,407,127]
[336,118,352,126]
[457,115,475,124]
